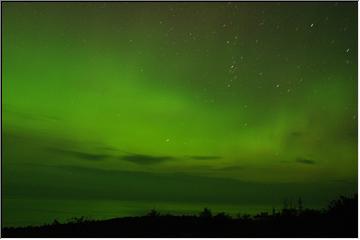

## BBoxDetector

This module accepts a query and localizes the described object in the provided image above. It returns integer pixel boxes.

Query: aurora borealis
[2,2,357,226]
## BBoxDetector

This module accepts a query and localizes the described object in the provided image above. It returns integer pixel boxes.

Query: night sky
[2,2,357,226]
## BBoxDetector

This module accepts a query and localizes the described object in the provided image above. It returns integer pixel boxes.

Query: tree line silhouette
[2,195,357,237]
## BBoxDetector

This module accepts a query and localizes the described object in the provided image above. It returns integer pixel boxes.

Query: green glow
[2,2,357,226]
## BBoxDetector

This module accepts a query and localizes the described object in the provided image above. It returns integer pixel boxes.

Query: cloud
[296,158,316,165]
[3,106,60,122]
[49,148,109,161]
[120,154,174,165]
[290,131,302,137]
[188,156,221,160]
[49,147,174,164]
[216,165,244,171]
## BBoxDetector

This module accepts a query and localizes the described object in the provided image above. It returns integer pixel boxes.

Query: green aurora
[2,2,357,226]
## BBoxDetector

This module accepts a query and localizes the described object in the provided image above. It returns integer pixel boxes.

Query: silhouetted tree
[272,208,276,216]
[241,214,251,221]
[214,212,231,221]
[52,219,60,225]
[283,198,289,210]
[298,197,303,213]
[327,195,357,219]
[199,208,212,218]
[146,209,160,217]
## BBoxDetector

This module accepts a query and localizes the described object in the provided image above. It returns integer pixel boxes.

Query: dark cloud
[188,156,221,160]
[290,131,302,137]
[121,154,174,165]
[216,165,244,171]
[3,107,60,122]
[296,158,316,165]
[49,148,109,161]
[49,147,174,164]
[99,146,119,152]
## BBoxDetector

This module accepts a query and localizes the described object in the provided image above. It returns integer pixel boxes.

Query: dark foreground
[2,195,357,237]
